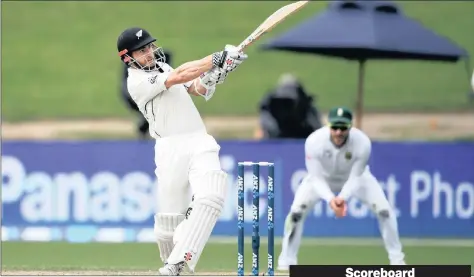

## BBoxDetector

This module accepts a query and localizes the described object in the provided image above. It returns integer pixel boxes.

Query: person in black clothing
[258,74,322,139]
[120,51,173,139]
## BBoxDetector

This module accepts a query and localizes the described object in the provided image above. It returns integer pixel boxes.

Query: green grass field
[2,238,474,274]
[2,1,474,121]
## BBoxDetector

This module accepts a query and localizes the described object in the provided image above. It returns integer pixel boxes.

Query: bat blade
[237,1,310,52]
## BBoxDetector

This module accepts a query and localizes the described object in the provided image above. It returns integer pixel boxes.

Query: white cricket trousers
[291,171,392,215]
[154,131,222,214]
[279,170,405,266]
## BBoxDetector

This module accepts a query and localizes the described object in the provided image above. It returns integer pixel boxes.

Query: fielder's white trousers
[154,131,222,214]
[291,171,393,215]
[279,170,405,266]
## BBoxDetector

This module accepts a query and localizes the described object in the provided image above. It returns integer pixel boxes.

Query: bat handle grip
[237,42,250,53]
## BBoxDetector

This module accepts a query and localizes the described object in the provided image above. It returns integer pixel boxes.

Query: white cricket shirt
[304,126,372,200]
[126,62,207,138]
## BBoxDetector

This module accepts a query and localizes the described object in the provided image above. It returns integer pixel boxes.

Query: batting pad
[154,213,185,263]
[167,170,228,272]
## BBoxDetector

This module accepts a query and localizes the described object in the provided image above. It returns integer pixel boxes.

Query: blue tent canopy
[261,1,470,128]
[262,0,468,61]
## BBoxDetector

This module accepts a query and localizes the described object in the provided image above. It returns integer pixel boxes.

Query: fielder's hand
[212,45,248,72]
[330,197,347,218]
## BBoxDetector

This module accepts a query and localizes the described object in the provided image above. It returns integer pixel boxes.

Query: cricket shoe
[277,259,296,271]
[158,262,185,276]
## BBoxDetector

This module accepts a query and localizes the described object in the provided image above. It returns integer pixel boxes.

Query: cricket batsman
[116,27,248,275]
[277,107,407,270]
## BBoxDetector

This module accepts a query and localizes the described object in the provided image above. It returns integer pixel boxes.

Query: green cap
[328,107,353,126]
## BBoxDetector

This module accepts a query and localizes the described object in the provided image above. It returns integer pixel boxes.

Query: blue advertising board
[2,140,473,242]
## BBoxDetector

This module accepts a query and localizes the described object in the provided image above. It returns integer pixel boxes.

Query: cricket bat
[237,1,310,52]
